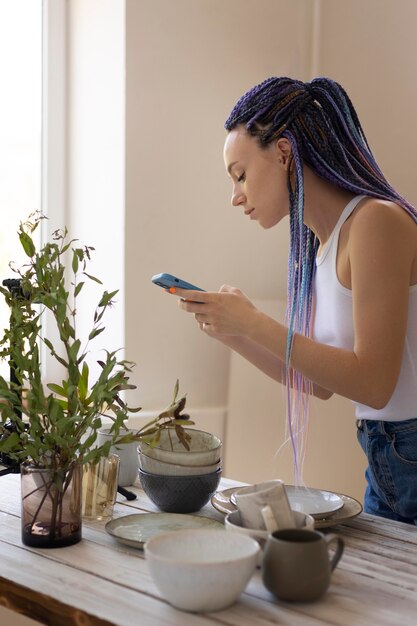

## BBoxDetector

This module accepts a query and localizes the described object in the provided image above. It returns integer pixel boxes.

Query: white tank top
[313,195,417,420]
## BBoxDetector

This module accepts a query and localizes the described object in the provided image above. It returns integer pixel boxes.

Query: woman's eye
[237,172,246,183]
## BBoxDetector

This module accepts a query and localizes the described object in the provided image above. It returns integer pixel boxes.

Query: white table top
[0,473,416,626]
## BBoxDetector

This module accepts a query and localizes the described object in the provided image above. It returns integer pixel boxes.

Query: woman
[174,77,417,523]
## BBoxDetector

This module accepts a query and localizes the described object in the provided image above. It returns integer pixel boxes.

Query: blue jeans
[356,418,417,525]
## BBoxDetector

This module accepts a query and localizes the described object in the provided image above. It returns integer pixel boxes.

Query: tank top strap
[316,195,367,266]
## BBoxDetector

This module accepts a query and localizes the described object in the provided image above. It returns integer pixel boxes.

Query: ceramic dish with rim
[105,512,223,549]
[211,486,363,529]
[230,482,344,518]
[138,449,221,476]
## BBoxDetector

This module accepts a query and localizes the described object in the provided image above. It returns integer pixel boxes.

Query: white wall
[124,0,313,411]
[317,0,417,203]
[67,0,125,384]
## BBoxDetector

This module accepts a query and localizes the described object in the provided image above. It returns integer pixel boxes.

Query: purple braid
[225,76,417,483]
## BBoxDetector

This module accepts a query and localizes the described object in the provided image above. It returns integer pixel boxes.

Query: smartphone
[151,273,205,292]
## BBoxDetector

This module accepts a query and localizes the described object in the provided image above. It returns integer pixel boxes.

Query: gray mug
[262,528,344,602]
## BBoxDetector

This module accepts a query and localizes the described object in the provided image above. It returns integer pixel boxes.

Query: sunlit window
[0,0,42,378]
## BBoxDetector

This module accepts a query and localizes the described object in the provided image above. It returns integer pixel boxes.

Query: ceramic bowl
[138,450,221,476]
[225,509,315,550]
[139,468,222,513]
[138,428,222,467]
[145,528,259,612]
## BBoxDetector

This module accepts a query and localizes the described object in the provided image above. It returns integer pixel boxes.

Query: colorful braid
[225,76,417,484]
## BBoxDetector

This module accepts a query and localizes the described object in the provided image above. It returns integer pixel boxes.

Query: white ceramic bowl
[225,509,315,550]
[145,528,259,612]
[138,450,221,476]
[138,428,222,467]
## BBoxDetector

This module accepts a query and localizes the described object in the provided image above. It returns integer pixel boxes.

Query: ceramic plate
[105,513,224,549]
[211,487,363,529]
[230,485,343,517]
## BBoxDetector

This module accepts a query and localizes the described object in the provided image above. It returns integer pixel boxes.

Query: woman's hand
[174,284,259,337]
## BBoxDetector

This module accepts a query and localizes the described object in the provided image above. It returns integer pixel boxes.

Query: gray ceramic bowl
[139,468,222,513]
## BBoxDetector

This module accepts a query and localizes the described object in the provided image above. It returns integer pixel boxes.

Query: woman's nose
[231,188,245,207]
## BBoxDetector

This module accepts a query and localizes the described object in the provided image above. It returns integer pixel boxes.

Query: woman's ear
[275,138,292,168]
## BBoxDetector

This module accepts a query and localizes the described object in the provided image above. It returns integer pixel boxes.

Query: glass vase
[82,453,120,520]
[20,461,82,548]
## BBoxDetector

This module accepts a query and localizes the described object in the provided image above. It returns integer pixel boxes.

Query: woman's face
[223,127,290,229]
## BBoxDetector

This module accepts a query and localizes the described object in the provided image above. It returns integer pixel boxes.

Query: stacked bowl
[138,428,222,513]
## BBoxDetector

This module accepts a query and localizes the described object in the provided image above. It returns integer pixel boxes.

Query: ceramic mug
[262,528,344,602]
[96,428,139,487]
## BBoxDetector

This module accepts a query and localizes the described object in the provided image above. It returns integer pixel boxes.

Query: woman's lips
[245,208,255,217]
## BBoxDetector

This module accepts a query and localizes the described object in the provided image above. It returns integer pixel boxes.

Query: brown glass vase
[20,461,82,548]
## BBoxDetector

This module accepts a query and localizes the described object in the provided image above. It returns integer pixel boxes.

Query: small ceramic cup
[262,528,344,602]
[97,428,139,487]
[225,508,314,567]
[234,479,294,530]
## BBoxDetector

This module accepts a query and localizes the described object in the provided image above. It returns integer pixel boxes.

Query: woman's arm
[177,202,415,408]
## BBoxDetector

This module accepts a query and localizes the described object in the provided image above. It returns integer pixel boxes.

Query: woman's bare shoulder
[348,197,417,284]
[349,197,416,247]
[351,197,415,229]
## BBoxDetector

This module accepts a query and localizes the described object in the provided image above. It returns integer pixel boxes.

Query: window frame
[40,0,68,382]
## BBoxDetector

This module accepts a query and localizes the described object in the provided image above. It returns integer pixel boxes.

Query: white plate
[230,484,343,518]
[212,486,362,529]
[105,513,224,549]
[286,486,344,517]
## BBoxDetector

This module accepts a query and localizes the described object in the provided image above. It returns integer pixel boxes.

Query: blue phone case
[151,273,205,291]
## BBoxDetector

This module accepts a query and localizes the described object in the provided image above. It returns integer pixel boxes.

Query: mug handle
[324,533,344,571]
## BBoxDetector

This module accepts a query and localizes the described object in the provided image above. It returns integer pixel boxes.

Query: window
[0,1,42,378]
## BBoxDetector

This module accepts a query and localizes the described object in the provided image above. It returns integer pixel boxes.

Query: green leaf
[88,327,105,341]
[72,250,79,274]
[98,290,118,307]
[84,272,103,285]
[74,281,84,298]
[0,431,20,452]
[78,362,89,401]
[47,383,67,397]
[19,231,36,257]
[68,339,81,362]
[172,379,179,403]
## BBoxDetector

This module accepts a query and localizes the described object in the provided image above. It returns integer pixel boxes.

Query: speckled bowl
[138,428,222,467]
[138,449,221,476]
[139,468,222,513]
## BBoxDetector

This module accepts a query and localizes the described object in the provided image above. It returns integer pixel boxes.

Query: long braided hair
[225,77,417,482]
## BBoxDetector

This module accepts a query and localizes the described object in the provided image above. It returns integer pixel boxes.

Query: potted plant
[0,213,192,547]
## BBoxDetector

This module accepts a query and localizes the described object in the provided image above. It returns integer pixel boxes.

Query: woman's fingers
[173,287,209,303]
[173,284,255,336]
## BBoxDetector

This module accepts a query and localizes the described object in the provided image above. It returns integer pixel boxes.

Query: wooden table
[0,473,416,626]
